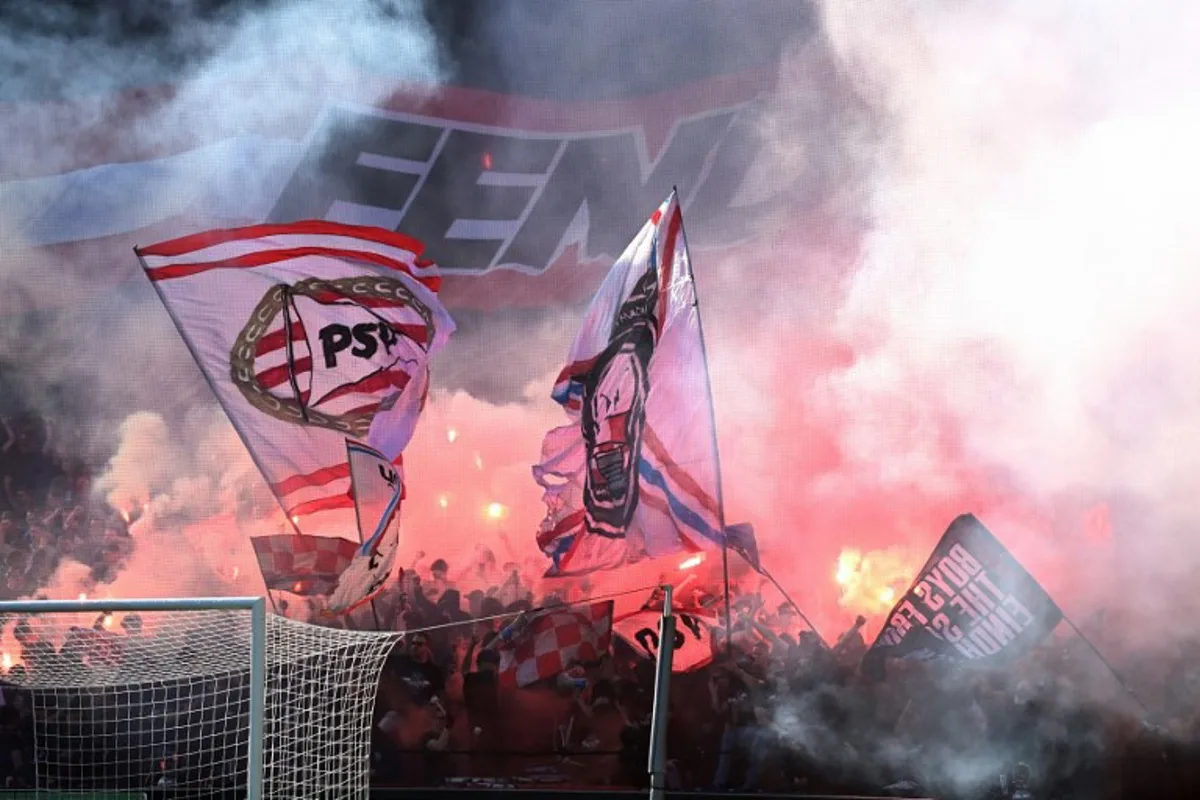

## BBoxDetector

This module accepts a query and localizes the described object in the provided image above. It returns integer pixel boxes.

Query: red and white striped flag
[493,601,614,688]
[251,533,359,595]
[135,220,453,547]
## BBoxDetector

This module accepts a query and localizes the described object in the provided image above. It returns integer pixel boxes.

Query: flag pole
[265,588,283,616]
[670,187,733,659]
[135,248,305,612]
[759,565,827,647]
[1064,616,1150,718]
[647,583,675,800]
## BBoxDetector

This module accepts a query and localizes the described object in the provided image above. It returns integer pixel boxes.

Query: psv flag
[136,221,453,612]
[863,514,1063,677]
[325,440,404,614]
[493,601,614,689]
[533,191,725,576]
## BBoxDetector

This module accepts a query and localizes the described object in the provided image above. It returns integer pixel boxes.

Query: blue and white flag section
[325,440,404,614]
[863,515,1063,676]
[532,191,725,576]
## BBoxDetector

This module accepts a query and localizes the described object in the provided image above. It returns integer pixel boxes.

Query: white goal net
[0,597,400,800]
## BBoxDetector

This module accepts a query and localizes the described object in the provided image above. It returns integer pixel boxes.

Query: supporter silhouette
[461,641,501,777]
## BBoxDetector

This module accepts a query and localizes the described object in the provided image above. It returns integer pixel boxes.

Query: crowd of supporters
[0,402,134,791]
[2,399,1200,797]
[358,555,1200,799]
[2,557,1200,798]
[0,407,134,601]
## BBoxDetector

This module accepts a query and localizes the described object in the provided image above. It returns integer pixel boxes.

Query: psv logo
[319,322,401,368]
[229,276,437,434]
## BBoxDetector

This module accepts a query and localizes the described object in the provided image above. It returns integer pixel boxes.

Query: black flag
[863,514,1062,678]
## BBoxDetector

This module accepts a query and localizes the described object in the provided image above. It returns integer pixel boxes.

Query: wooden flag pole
[671,188,733,659]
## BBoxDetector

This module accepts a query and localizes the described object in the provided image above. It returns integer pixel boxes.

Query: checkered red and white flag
[494,600,614,688]
[251,534,359,595]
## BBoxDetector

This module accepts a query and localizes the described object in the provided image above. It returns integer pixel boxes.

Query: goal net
[0,597,400,799]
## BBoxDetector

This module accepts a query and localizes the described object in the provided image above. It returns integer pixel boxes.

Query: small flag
[613,607,716,673]
[325,440,404,614]
[251,534,359,595]
[493,601,614,688]
[725,522,762,573]
[533,191,725,576]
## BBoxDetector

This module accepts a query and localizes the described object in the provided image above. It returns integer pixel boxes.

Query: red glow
[1084,504,1113,546]
[482,152,493,170]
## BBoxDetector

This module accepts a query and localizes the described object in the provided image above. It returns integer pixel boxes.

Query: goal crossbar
[1,596,267,800]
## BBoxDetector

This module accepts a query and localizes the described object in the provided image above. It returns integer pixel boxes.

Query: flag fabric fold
[533,191,725,576]
[251,534,360,595]
[863,514,1063,677]
[492,601,614,689]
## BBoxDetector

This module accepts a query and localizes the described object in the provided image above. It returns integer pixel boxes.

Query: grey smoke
[4,0,1198,792]
[0,0,447,434]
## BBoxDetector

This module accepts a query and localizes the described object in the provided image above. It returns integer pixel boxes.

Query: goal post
[0,596,400,799]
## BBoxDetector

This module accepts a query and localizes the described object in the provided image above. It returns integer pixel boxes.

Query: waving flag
[136,221,453,611]
[863,515,1063,678]
[533,191,725,576]
[251,534,359,595]
[493,601,614,689]
[614,585,720,672]
[613,609,716,673]
[325,440,404,614]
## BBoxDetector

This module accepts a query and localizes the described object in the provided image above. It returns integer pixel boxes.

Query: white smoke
[753,0,1200,786]
[813,0,1200,604]
[0,0,447,431]
[21,408,271,601]
[0,0,449,598]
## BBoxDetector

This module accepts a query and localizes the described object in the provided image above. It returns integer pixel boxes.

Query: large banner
[532,193,725,576]
[136,222,452,531]
[3,3,838,412]
[863,514,1063,673]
